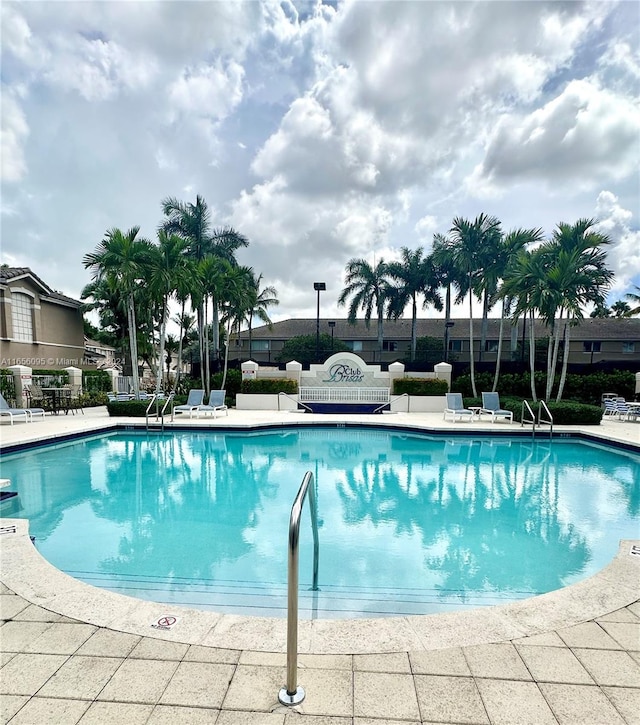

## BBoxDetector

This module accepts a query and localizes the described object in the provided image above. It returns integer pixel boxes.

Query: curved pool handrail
[278,470,319,706]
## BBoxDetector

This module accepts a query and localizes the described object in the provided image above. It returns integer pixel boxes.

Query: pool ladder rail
[145,392,175,432]
[521,399,554,440]
[279,471,319,707]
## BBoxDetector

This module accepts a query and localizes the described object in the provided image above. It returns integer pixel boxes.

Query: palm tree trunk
[556,322,570,401]
[197,305,205,389]
[468,284,477,397]
[411,295,417,362]
[547,313,563,400]
[377,308,384,362]
[528,310,537,402]
[492,300,506,391]
[172,301,186,393]
[479,290,489,363]
[127,294,140,396]
[155,298,167,394]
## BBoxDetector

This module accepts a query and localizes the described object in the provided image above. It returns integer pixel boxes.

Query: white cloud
[167,61,245,121]
[471,78,640,192]
[0,90,29,183]
[595,191,640,295]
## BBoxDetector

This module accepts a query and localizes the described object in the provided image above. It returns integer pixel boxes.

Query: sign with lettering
[323,363,365,384]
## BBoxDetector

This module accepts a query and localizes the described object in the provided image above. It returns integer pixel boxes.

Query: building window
[622,342,635,354]
[11,292,33,342]
[448,340,462,352]
[583,341,601,353]
[484,340,499,353]
[251,340,270,351]
[346,341,363,352]
[383,341,398,352]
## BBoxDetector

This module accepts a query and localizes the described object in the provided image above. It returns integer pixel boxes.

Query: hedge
[464,396,603,425]
[393,378,448,395]
[454,370,635,406]
[240,378,298,394]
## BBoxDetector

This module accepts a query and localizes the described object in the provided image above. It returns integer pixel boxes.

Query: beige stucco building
[0,267,85,370]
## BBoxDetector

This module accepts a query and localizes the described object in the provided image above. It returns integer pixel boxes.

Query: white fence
[299,387,390,404]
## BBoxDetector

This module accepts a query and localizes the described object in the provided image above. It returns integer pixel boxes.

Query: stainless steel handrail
[146,392,175,431]
[538,400,553,439]
[278,391,313,413]
[373,392,407,414]
[521,400,536,438]
[278,471,319,706]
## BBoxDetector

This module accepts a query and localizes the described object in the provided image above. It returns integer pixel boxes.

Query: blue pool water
[1,428,639,619]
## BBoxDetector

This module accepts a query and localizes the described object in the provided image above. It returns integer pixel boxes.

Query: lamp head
[313,282,326,291]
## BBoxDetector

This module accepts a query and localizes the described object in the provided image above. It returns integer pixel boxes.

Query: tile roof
[247,317,640,341]
[0,266,81,307]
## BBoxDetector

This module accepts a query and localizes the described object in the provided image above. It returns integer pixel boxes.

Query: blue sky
[1,0,639,324]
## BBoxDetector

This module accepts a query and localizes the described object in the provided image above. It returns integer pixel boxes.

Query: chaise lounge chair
[197,389,228,418]
[174,389,205,418]
[480,392,513,424]
[0,392,32,424]
[443,392,474,422]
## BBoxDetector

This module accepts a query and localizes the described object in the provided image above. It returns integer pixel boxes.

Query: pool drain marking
[151,615,180,630]
[0,526,17,535]
[630,545,640,557]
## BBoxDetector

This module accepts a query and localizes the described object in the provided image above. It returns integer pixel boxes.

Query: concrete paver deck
[1,407,639,723]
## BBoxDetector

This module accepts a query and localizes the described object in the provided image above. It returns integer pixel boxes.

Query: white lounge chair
[197,390,228,418]
[443,393,474,422]
[0,392,31,424]
[480,392,513,424]
[174,389,205,418]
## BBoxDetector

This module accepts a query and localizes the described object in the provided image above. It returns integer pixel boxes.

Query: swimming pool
[1,427,638,619]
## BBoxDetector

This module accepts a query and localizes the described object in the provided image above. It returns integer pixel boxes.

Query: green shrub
[106,400,150,417]
[240,378,298,394]
[82,370,112,393]
[393,378,448,395]
[211,369,242,400]
[543,401,603,425]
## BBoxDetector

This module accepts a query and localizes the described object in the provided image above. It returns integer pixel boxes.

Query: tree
[83,227,154,397]
[242,273,279,360]
[611,300,632,318]
[387,247,442,362]
[161,195,249,389]
[432,233,461,362]
[338,258,392,360]
[492,228,544,391]
[276,334,351,365]
[448,214,502,397]
[145,230,190,393]
[544,219,614,401]
[625,285,640,316]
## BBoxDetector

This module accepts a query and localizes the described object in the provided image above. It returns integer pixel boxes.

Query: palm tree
[161,195,249,388]
[243,273,279,360]
[220,265,255,389]
[492,228,544,391]
[501,247,549,401]
[145,230,190,393]
[387,247,442,362]
[338,258,392,359]
[432,233,461,362]
[610,300,632,318]
[544,219,613,401]
[625,285,640,315]
[80,276,129,359]
[83,227,154,397]
[448,214,502,397]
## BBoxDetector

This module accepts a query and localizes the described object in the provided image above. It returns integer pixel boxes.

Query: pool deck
[1,407,639,724]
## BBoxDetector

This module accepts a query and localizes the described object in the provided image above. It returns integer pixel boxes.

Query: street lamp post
[444,321,455,363]
[314,282,326,363]
[328,321,335,352]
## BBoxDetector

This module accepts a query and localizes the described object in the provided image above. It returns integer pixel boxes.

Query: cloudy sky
[2,0,639,326]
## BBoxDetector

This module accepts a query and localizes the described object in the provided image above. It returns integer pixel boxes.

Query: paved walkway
[1,407,639,723]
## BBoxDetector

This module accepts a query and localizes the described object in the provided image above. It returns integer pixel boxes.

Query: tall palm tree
[145,230,190,393]
[220,265,255,389]
[624,285,640,315]
[387,247,442,362]
[544,219,613,401]
[448,214,502,397]
[83,227,154,397]
[161,195,249,387]
[243,273,279,360]
[492,227,544,391]
[432,233,461,362]
[338,258,392,359]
